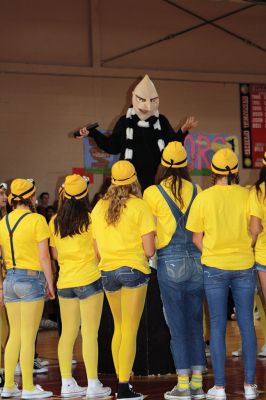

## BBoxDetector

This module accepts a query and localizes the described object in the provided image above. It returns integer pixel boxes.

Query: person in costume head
[91,160,155,400]
[49,174,111,398]
[249,151,266,300]
[186,148,258,400]
[144,142,205,400]
[0,178,55,399]
[79,75,197,190]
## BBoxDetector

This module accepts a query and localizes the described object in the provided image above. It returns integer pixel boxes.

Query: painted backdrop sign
[83,131,239,176]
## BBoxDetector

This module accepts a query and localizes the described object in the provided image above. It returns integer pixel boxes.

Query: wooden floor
[14,320,266,399]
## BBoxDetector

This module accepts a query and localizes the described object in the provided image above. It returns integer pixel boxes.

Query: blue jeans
[57,278,103,299]
[4,268,46,303]
[101,267,149,292]
[204,266,257,386]
[255,262,266,272]
[157,255,205,373]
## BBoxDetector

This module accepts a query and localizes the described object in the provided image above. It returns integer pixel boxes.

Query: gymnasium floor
[13,320,266,400]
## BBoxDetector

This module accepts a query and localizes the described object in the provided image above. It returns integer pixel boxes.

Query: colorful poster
[83,131,239,176]
[240,83,266,168]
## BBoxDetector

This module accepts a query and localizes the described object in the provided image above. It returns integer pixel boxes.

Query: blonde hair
[103,181,142,225]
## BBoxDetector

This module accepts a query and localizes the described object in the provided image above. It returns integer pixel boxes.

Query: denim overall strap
[5,212,31,267]
[157,185,183,224]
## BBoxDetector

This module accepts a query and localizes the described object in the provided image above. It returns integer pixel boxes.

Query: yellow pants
[106,285,147,382]
[58,292,103,379]
[0,305,9,368]
[4,300,44,390]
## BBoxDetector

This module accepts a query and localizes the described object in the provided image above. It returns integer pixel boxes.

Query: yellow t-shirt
[249,184,266,265]
[143,178,201,249]
[49,214,100,289]
[91,196,156,274]
[0,209,50,271]
[186,184,254,270]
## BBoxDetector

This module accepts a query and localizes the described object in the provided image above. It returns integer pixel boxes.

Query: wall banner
[240,83,266,169]
[83,131,239,176]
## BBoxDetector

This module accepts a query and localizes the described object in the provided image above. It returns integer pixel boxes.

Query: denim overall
[156,184,206,373]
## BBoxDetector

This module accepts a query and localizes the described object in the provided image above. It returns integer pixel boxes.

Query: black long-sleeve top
[90,113,187,190]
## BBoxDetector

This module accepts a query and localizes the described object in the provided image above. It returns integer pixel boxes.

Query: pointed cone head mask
[132,75,159,120]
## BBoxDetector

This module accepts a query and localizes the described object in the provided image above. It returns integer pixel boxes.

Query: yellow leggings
[58,292,103,379]
[5,300,44,390]
[0,305,9,368]
[106,285,147,382]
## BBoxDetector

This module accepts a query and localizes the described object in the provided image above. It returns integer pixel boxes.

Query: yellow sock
[191,374,203,389]
[178,375,189,389]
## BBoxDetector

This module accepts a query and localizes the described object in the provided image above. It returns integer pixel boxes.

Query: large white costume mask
[132,75,159,120]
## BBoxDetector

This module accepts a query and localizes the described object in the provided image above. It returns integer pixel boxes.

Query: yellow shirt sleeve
[35,215,50,242]
[186,194,204,233]
[249,188,263,220]
[137,202,156,236]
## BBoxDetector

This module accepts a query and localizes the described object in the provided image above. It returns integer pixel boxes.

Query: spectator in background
[37,192,50,216]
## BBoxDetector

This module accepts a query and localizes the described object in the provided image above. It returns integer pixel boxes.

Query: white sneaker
[244,385,258,400]
[22,385,53,399]
[35,357,49,367]
[232,348,241,357]
[86,379,111,398]
[15,361,48,375]
[206,386,226,400]
[61,378,87,398]
[258,344,266,357]
[2,383,21,398]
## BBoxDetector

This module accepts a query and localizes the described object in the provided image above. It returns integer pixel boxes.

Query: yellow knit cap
[161,142,187,168]
[211,148,238,175]
[8,179,36,205]
[263,151,266,166]
[111,160,137,186]
[64,174,88,199]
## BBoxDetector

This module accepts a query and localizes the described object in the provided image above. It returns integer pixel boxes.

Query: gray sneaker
[164,386,191,400]
[191,387,206,399]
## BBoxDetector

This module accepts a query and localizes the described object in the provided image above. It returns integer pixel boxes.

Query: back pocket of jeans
[165,259,191,283]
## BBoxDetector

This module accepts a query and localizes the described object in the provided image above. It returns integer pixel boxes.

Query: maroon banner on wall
[240,83,266,169]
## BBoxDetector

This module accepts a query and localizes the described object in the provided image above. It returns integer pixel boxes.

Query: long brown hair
[54,196,91,238]
[155,165,191,210]
[254,165,266,202]
[11,197,36,213]
[211,173,240,186]
[103,181,142,225]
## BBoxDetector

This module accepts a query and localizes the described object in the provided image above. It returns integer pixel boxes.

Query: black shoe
[0,371,5,389]
[117,383,143,400]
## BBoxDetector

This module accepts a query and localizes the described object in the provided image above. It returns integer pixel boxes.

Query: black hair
[211,173,240,186]
[40,192,49,199]
[54,195,91,238]
[11,197,36,213]
[155,164,191,210]
[254,165,266,201]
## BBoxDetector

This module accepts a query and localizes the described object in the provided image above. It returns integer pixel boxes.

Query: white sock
[62,378,74,385]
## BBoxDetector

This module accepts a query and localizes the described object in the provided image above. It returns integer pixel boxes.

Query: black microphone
[73,122,99,138]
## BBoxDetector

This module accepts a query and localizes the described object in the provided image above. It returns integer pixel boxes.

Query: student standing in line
[144,142,205,400]
[0,178,54,399]
[249,150,266,301]
[0,182,9,389]
[186,149,258,400]
[49,174,111,398]
[91,160,155,400]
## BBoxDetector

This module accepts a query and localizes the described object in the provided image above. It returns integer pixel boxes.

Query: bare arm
[38,239,55,299]
[142,232,155,258]
[0,246,4,305]
[192,232,203,252]
[250,215,263,247]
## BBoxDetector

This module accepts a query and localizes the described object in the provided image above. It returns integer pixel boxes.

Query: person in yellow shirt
[0,178,55,399]
[186,149,257,400]
[143,142,205,400]
[91,160,155,400]
[49,174,111,398]
[0,182,8,390]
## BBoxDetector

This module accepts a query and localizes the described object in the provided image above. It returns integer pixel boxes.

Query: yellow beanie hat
[64,174,89,199]
[111,160,137,186]
[161,142,187,168]
[263,151,266,166]
[211,148,238,175]
[8,179,36,205]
